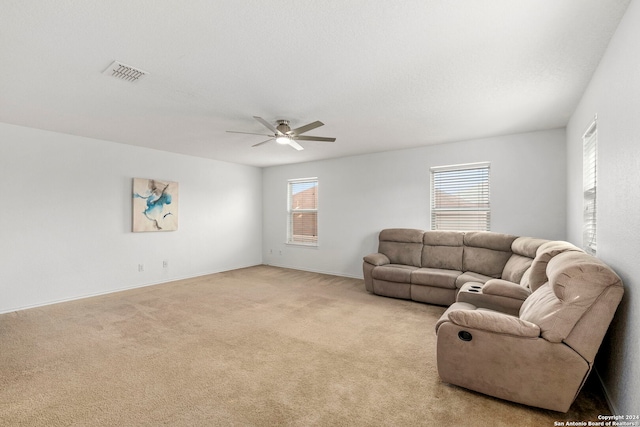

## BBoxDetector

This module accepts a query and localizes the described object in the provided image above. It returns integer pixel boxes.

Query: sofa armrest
[448,309,540,338]
[363,253,390,266]
[456,281,527,316]
[483,279,530,300]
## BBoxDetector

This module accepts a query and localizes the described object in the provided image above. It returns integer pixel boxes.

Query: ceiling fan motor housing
[276,120,291,134]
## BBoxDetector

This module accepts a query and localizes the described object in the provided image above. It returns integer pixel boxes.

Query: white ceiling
[0,1,631,167]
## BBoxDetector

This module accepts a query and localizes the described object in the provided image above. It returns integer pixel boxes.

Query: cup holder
[468,289,480,293]
[471,285,482,289]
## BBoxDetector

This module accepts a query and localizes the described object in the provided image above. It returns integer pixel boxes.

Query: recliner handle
[458,330,473,341]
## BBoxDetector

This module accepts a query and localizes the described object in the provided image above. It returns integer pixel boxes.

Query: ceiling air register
[103,60,148,82]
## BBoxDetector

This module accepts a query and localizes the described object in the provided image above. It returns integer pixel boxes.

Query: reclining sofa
[363,228,579,311]
[362,228,624,412]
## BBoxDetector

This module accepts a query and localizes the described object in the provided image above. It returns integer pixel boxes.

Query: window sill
[285,242,318,248]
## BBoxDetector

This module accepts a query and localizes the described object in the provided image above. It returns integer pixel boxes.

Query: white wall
[566,0,639,415]
[262,129,566,278]
[0,123,263,313]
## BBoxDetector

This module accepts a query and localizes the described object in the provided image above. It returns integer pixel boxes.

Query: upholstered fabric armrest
[363,253,390,266]
[448,309,540,338]
[483,279,530,300]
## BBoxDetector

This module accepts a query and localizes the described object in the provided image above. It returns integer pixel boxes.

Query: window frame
[582,117,597,255]
[286,177,319,246]
[430,162,491,231]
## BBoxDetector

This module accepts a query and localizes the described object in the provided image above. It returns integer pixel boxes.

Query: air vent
[103,60,148,82]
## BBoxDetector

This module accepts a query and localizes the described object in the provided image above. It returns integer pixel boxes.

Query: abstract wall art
[132,178,179,232]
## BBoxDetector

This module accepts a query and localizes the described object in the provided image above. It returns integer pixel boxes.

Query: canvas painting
[132,178,179,232]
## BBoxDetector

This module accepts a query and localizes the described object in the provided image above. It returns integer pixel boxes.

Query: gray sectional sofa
[362,228,624,412]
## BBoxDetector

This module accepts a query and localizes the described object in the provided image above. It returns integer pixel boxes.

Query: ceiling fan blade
[226,130,273,137]
[253,116,281,135]
[290,120,324,135]
[287,140,304,151]
[252,138,274,147]
[294,135,336,142]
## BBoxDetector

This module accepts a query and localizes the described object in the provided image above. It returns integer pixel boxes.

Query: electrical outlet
[163,260,168,268]
[279,250,283,255]
[138,264,144,272]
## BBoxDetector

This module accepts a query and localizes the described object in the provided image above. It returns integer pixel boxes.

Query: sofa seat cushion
[411,268,461,289]
[372,264,418,283]
[455,271,493,288]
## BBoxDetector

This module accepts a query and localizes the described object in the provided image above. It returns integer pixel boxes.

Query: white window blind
[583,119,597,255]
[287,178,318,245]
[430,162,491,231]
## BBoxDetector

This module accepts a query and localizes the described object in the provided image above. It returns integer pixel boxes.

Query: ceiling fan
[227,116,336,151]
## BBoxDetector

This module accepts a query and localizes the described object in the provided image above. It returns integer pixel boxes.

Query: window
[287,178,318,245]
[430,162,490,231]
[583,118,597,255]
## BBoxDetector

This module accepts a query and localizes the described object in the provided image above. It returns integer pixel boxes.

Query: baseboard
[262,262,363,280]
[594,366,617,414]
[0,263,261,315]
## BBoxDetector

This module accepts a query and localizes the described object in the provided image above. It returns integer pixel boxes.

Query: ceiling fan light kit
[227,116,336,151]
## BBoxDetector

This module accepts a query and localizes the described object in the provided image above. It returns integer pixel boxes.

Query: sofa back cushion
[462,232,517,278]
[527,241,583,292]
[378,228,424,267]
[519,251,623,344]
[502,237,549,284]
[422,231,464,270]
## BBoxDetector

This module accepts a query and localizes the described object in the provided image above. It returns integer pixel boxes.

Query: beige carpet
[1,265,609,426]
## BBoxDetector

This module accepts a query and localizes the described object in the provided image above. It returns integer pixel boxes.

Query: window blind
[583,120,597,255]
[430,162,490,231]
[287,178,318,245]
